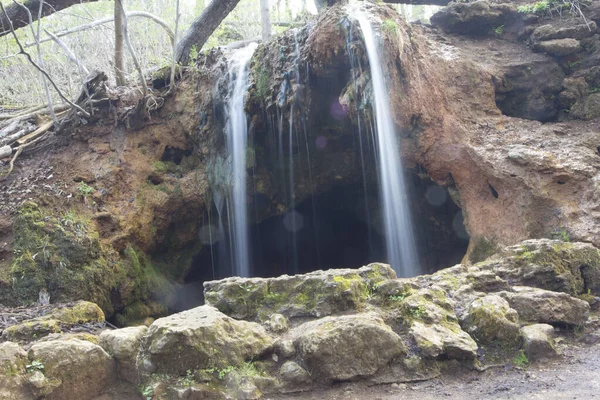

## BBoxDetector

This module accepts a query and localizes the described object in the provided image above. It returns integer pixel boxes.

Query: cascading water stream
[224,43,258,277]
[349,5,419,277]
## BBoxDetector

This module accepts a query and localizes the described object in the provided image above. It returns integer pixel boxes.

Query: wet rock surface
[0,240,599,399]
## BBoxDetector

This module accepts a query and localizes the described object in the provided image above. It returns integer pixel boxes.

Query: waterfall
[349,6,419,277]
[224,43,258,277]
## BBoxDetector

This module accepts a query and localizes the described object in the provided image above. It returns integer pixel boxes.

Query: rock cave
[1,0,600,399]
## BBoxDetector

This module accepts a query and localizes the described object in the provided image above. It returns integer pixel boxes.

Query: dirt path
[274,339,600,400]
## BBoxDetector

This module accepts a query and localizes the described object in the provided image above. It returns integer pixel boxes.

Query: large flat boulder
[530,22,597,42]
[139,305,273,376]
[204,263,395,320]
[431,2,517,35]
[485,240,600,296]
[1,301,105,343]
[535,38,581,56]
[293,313,405,381]
[410,321,478,360]
[27,339,116,400]
[499,286,589,326]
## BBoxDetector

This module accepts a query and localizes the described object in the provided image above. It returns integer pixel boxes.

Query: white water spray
[225,43,258,277]
[349,5,419,277]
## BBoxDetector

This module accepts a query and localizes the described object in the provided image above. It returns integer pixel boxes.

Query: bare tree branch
[0,2,90,117]
[24,12,175,48]
[12,0,59,125]
[0,0,100,38]
[44,29,89,75]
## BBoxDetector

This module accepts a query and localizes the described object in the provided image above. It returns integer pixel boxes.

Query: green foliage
[388,293,409,302]
[382,19,398,34]
[77,181,95,198]
[517,0,578,15]
[513,350,529,368]
[550,227,570,242]
[409,305,427,319]
[494,25,504,35]
[202,361,264,381]
[25,360,44,373]
[254,65,271,103]
[141,384,154,400]
[188,45,199,66]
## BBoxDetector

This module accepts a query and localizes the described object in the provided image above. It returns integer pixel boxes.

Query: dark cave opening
[176,173,470,311]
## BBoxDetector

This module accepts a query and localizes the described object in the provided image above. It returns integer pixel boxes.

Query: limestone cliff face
[0,1,599,318]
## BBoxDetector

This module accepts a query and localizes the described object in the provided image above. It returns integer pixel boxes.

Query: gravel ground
[274,334,600,400]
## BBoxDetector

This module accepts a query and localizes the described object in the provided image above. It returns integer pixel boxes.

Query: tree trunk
[260,0,271,42]
[176,0,242,65]
[0,0,99,38]
[114,0,126,86]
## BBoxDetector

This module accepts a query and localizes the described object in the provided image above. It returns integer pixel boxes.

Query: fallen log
[0,125,36,147]
[16,120,53,146]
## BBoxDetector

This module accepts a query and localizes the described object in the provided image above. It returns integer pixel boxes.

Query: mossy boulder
[0,342,29,400]
[204,263,395,320]
[499,286,590,326]
[27,339,116,400]
[487,239,600,296]
[409,321,478,360]
[463,294,521,348]
[8,202,175,319]
[10,202,124,313]
[138,305,274,376]
[1,301,104,343]
[292,313,405,381]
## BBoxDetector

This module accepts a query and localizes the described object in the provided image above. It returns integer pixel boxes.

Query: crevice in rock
[489,183,499,198]
[160,146,192,165]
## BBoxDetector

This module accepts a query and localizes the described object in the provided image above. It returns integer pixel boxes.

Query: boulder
[492,54,564,121]
[381,287,478,360]
[570,93,600,121]
[139,305,273,376]
[490,240,600,296]
[521,324,558,361]
[264,314,289,333]
[431,2,517,35]
[99,326,147,383]
[1,301,105,343]
[530,22,597,42]
[558,77,588,109]
[27,339,116,400]
[499,287,590,326]
[463,294,521,347]
[0,342,29,400]
[279,361,311,386]
[293,313,404,381]
[535,39,581,56]
[410,321,478,360]
[204,263,394,320]
[275,339,296,359]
